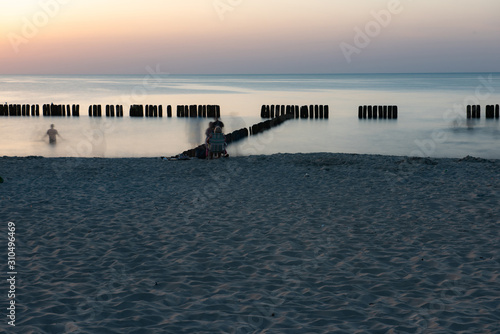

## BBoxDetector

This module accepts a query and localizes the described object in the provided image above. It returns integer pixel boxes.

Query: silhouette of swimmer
[45,124,61,144]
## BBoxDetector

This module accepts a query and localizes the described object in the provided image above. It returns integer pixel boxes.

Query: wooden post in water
[486,105,493,119]
[324,105,329,119]
[358,106,362,119]
[496,104,499,119]
[471,105,477,119]
[467,105,472,119]
[367,105,372,119]
[393,106,398,119]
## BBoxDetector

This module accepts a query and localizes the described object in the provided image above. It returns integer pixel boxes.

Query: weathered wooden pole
[496,104,499,119]
[189,105,196,117]
[471,105,477,119]
[167,105,172,118]
[467,105,472,119]
[486,105,493,119]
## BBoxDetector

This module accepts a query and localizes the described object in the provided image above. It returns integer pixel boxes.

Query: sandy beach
[1,153,499,333]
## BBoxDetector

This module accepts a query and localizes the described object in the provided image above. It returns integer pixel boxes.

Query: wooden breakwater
[105,105,124,117]
[177,105,220,118]
[261,105,329,119]
[0,104,38,116]
[129,105,168,117]
[181,113,293,158]
[0,104,81,117]
[251,113,293,136]
[181,127,249,158]
[466,104,500,119]
[485,104,500,119]
[358,105,398,119]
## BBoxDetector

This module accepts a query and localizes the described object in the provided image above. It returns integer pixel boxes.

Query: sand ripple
[1,154,499,333]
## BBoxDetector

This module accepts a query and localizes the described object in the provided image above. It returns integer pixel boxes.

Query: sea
[0,73,499,159]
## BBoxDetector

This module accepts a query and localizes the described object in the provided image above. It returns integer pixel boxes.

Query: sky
[0,0,499,74]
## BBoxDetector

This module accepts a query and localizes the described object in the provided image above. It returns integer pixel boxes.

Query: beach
[1,153,499,333]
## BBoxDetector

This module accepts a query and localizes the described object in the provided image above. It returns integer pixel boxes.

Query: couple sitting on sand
[205,119,228,159]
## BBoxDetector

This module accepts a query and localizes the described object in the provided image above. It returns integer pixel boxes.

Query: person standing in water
[45,124,60,144]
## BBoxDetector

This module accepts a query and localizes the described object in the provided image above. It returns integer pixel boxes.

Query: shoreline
[1,152,499,332]
[2,151,499,160]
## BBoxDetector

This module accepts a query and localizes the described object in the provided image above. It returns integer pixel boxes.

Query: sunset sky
[1,0,499,74]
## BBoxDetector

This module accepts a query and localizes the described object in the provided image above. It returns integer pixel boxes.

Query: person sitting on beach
[45,124,60,144]
[207,126,225,159]
[213,117,224,129]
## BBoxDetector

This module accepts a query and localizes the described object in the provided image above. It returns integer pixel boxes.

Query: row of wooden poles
[261,105,329,119]
[0,104,81,117]
[0,104,221,118]
[89,105,125,117]
[130,105,221,118]
[182,113,293,158]
[359,105,398,119]
[177,105,221,118]
[467,105,500,119]
[129,105,168,117]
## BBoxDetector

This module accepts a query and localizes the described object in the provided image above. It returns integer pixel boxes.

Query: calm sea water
[0,73,499,158]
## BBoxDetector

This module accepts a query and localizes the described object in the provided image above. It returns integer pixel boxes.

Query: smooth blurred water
[0,73,499,158]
